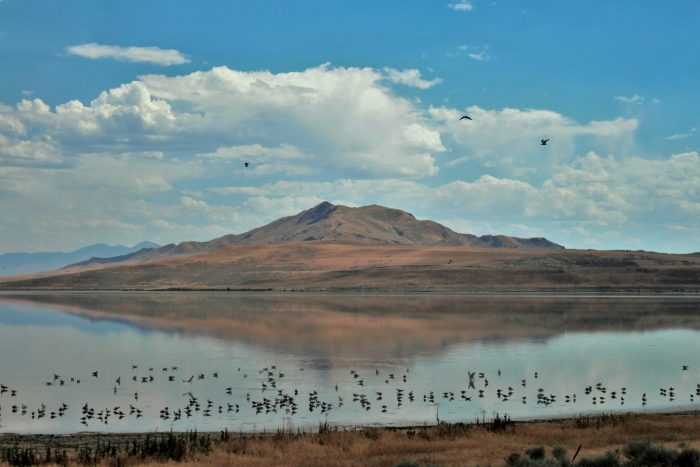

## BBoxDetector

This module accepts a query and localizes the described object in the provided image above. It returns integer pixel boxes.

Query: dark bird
[682,365,689,371]
[244,162,249,168]
[540,139,550,145]
[91,371,98,378]
[460,115,472,121]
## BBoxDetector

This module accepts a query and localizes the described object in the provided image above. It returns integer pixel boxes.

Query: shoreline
[1,411,699,466]
[2,409,699,441]
[2,289,700,297]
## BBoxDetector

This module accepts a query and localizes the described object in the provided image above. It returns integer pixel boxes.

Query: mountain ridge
[0,241,160,276]
[68,202,563,269]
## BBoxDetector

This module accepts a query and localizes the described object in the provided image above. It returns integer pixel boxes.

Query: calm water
[0,293,699,434]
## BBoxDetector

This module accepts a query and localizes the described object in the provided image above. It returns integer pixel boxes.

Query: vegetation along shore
[1,411,699,466]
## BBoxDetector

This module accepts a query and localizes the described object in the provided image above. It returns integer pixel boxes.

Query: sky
[0,0,699,254]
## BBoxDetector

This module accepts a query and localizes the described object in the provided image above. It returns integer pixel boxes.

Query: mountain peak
[212,202,562,249]
[297,201,337,225]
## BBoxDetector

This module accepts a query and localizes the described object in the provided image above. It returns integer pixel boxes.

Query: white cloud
[136,64,444,177]
[430,105,638,173]
[665,128,697,141]
[197,143,307,161]
[382,68,442,89]
[204,151,700,245]
[0,154,202,251]
[456,45,491,61]
[66,43,190,66]
[2,148,700,252]
[529,151,700,223]
[467,51,490,61]
[0,108,26,135]
[134,175,172,193]
[614,94,645,105]
[0,63,452,251]
[0,64,445,178]
[0,134,63,167]
[448,1,474,11]
[0,63,699,253]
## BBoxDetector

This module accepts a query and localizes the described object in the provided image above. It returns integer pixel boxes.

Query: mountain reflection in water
[0,293,698,434]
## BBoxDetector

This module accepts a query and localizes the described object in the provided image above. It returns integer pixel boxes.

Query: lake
[0,292,698,434]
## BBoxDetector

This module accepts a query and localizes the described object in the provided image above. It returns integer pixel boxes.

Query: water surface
[0,292,698,434]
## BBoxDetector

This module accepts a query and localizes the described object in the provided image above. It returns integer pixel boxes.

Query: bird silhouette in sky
[460,115,472,121]
[540,139,550,145]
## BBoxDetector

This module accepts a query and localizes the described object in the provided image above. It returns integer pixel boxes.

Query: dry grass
[173,413,700,466]
[2,412,698,466]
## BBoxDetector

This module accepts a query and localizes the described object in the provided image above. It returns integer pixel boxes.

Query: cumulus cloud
[0,63,698,253]
[0,134,64,167]
[0,109,26,135]
[4,65,437,175]
[66,43,190,66]
[0,64,445,177]
[382,68,442,89]
[136,64,445,177]
[430,105,638,173]
[2,149,700,252]
[448,1,474,12]
[203,151,700,247]
[530,152,700,226]
[0,64,448,250]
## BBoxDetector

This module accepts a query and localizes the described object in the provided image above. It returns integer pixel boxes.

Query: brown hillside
[67,202,562,270]
[3,242,699,292]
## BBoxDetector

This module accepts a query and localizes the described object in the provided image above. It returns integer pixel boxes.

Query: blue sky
[0,0,699,253]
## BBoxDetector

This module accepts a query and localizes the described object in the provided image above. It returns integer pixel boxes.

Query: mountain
[0,241,160,276]
[69,202,563,269]
[13,203,666,292]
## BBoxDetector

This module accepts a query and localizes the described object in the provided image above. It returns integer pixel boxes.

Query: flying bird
[540,139,550,145]
[244,162,249,168]
[460,115,472,121]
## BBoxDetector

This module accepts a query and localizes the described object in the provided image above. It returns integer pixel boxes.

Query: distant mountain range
[0,242,159,276]
[68,202,562,269]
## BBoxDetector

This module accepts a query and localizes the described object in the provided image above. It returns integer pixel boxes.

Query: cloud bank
[0,63,698,253]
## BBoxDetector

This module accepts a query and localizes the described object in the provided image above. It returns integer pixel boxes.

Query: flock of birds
[0,363,698,431]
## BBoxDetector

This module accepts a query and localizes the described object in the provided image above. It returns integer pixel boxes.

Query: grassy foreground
[1,412,699,466]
